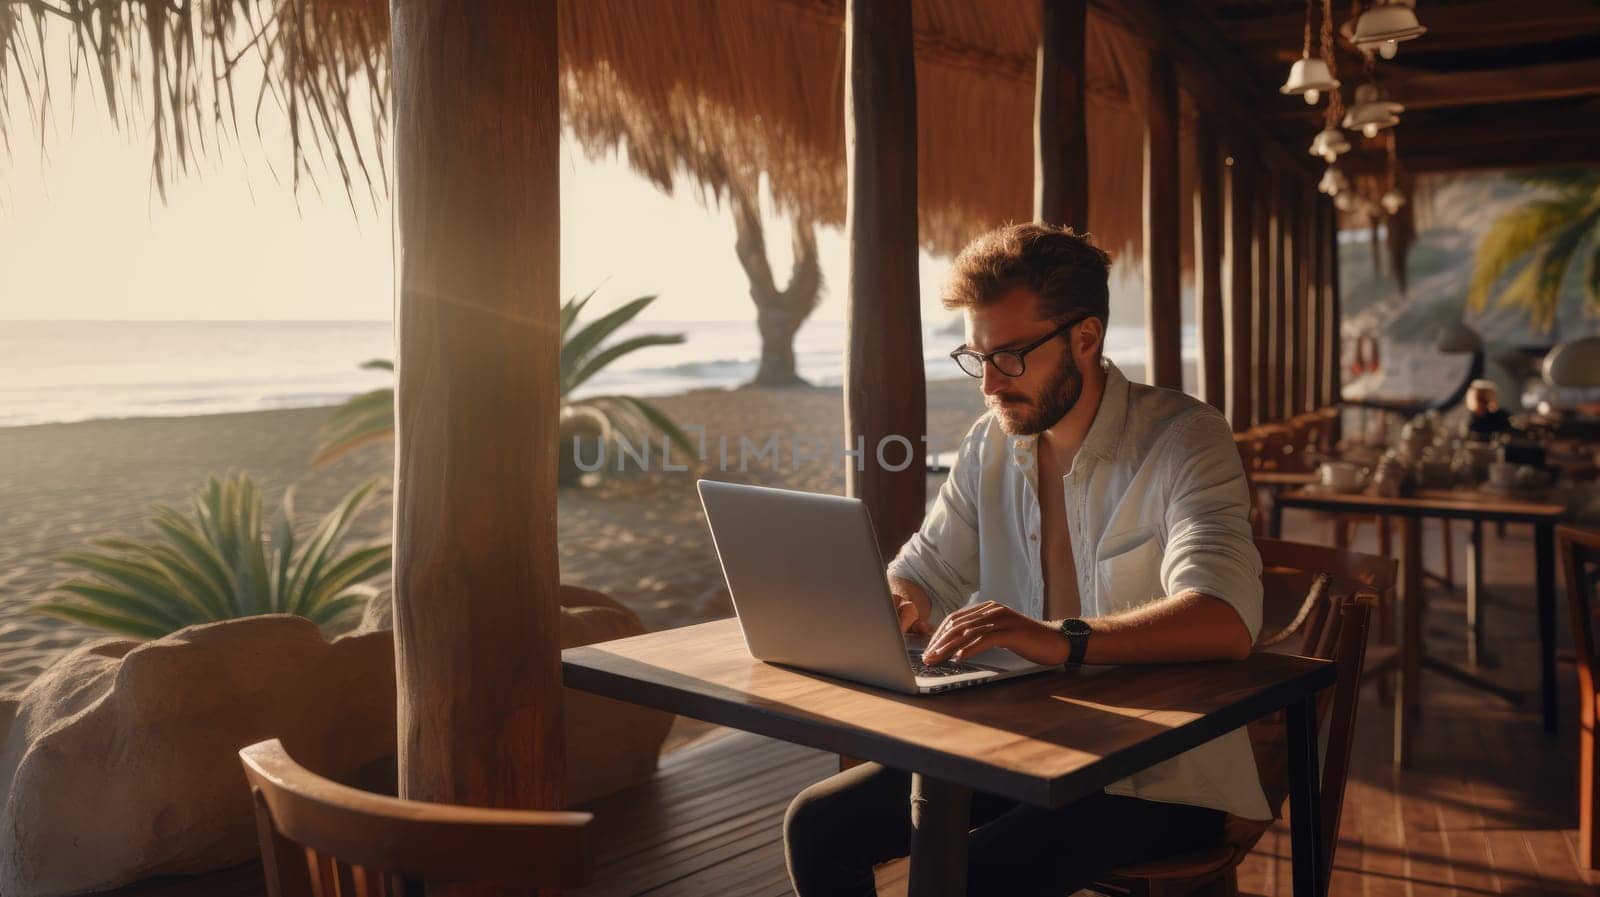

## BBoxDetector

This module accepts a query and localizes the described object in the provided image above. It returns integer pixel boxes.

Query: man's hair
[941,223,1112,324]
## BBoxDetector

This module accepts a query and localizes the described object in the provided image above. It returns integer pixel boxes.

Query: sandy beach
[0,379,990,696]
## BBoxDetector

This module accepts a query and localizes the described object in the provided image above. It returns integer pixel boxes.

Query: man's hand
[921,601,1070,667]
[893,591,932,636]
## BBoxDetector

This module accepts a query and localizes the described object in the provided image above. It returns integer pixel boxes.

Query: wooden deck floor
[107,513,1597,897]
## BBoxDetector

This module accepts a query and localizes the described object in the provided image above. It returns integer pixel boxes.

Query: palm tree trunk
[730,184,823,387]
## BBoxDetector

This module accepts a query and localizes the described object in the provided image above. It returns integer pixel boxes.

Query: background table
[1277,487,1566,765]
[564,618,1336,897]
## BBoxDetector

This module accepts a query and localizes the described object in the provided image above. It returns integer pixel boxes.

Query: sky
[0,30,960,326]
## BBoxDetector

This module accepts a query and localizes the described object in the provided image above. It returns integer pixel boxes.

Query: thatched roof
[564,0,1199,262]
[2,0,1196,262]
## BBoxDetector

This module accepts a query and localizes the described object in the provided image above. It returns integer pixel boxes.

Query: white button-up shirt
[888,359,1271,820]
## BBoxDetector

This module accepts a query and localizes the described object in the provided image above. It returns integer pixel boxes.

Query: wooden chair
[1255,537,1398,699]
[240,739,592,896]
[1560,525,1600,869]
[1098,551,1379,897]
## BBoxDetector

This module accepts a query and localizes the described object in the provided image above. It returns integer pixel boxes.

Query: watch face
[1061,618,1092,637]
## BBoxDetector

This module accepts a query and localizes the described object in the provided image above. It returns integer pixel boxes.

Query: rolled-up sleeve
[1159,410,1263,641]
[886,420,985,624]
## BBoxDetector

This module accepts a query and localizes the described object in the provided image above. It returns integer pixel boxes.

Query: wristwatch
[1057,618,1092,669]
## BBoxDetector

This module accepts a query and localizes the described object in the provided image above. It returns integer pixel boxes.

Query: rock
[556,585,675,806]
[0,587,670,896]
[0,617,394,897]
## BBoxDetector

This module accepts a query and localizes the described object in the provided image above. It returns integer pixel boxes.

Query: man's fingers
[924,622,1003,663]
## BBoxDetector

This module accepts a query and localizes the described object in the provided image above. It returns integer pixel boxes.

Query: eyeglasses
[949,314,1091,379]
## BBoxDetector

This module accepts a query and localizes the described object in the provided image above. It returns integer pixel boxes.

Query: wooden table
[564,618,1337,897]
[1276,487,1567,765]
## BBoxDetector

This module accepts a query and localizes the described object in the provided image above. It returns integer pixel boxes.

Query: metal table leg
[1288,695,1326,897]
[909,773,971,897]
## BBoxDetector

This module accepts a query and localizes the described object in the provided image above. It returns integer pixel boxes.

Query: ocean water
[0,319,1193,428]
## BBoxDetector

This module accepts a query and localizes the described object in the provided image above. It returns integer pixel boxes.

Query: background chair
[240,739,592,896]
[1560,525,1600,870]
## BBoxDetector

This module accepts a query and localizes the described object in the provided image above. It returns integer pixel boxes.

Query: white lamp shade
[1542,336,1600,387]
[1343,84,1404,134]
[1353,3,1427,47]
[1310,127,1352,160]
[1436,322,1482,354]
[1281,56,1341,97]
[1381,188,1407,214]
[1318,166,1349,195]
[1333,192,1355,211]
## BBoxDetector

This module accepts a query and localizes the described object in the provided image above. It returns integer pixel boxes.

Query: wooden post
[1143,48,1182,390]
[1275,175,1293,421]
[1034,0,1089,230]
[1288,180,1306,418]
[1225,144,1255,431]
[845,0,925,562]
[1195,115,1225,412]
[1326,200,1344,410]
[1256,174,1276,424]
[1307,190,1324,412]
[390,0,565,834]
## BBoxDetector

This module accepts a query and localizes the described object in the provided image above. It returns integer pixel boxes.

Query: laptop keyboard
[908,651,986,678]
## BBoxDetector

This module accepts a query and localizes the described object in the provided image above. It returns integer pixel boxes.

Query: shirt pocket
[1095,525,1164,611]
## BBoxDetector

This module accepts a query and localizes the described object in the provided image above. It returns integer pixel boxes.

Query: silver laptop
[697,479,1056,694]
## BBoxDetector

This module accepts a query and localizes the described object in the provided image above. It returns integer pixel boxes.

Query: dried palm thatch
[2,0,1195,262]
[1,0,388,201]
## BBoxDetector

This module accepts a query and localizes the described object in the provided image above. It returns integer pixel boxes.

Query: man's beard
[987,361,1084,436]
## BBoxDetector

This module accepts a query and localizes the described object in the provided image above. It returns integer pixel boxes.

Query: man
[1464,378,1515,440]
[784,224,1268,896]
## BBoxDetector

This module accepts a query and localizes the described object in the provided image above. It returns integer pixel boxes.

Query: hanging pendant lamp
[1282,0,1341,104]
[1318,166,1350,196]
[1352,0,1426,59]
[1310,127,1352,162]
[1343,82,1403,138]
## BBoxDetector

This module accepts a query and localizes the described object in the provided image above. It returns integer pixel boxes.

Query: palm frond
[312,387,395,467]
[567,332,686,394]
[1468,196,1595,311]
[560,295,659,391]
[360,359,394,372]
[30,474,389,640]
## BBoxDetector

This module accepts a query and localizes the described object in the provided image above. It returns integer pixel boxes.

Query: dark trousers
[784,761,1227,897]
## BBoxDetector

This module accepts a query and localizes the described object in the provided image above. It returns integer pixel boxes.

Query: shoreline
[0,379,991,695]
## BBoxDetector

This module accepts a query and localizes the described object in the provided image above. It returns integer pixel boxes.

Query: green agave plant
[1469,168,1600,332]
[314,292,694,478]
[37,473,389,638]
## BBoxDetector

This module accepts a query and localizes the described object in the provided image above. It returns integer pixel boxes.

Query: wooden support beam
[1143,47,1183,391]
[1290,180,1309,418]
[1276,177,1294,421]
[1305,191,1318,412]
[391,0,566,826]
[1214,0,1600,53]
[845,0,926,563]
[1325,200,1343,412]
[1253,170,1274,426]
[1195,114,1225,412]
[1389,58,1600,111]
[1225,147,1255,432]
[1034,0,1089,231]
[1091,0,1316,179]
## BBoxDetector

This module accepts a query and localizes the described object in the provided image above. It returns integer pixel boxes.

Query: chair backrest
[240,739,592,897]
[1561,526,1600,728]
[1254,536,1396,646]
